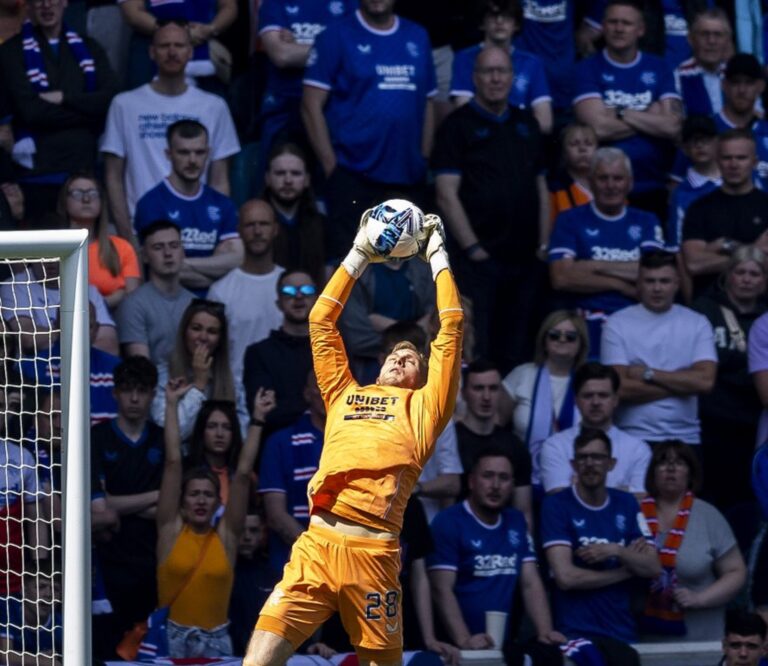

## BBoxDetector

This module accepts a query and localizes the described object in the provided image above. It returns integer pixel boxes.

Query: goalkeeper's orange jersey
[306,265,463,534]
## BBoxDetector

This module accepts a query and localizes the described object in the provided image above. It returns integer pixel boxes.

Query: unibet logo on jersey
[376,65,418,92]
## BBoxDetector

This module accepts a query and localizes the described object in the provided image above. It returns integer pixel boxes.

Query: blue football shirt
[303,10,437,184]
[541,487,652,642]
[258,0,353,113]
[515,0,577,109]
[428,501,536,636]
[134,179,239,259]
[258,413,324,571]
[548,202,664,312]
[450,44,552,110]
[574,50,680,192]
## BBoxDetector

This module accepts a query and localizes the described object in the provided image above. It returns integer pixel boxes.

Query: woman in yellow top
[157,377,274,658]
[57,173,141,309]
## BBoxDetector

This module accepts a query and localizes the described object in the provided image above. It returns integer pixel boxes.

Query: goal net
[0,230,91,665]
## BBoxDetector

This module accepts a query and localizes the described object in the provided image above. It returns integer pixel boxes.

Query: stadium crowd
[2,0,768,663]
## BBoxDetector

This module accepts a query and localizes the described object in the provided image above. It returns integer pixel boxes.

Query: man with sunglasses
[541,428,660,666]
[242,270,317,437]
[540,362,651,498]
[244,213,463,666]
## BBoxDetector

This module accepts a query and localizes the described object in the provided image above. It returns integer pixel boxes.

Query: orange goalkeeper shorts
[256,523,403,660]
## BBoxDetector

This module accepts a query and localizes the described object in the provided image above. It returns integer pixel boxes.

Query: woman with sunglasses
[691,246,767,515]
[157,379,274,658]
[502,310,588,487]
[152,298,245,440]
[639,441,745,642]
[58,173,141,309]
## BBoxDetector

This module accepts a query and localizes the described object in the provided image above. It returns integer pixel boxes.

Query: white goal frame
[0,229,91,665]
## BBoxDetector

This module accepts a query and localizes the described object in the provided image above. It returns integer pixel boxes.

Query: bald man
[433,46,549,372]
[209,198,285,382]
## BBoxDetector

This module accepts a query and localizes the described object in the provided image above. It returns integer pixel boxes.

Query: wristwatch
[615,106,626,120]
[721,238,737,255]
[642,367,655,383]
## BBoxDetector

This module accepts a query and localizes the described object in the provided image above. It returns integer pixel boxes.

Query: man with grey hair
[674,8,733,116]
[549,147,665,353]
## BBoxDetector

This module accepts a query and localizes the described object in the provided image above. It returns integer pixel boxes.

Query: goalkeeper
[243,210,464,666]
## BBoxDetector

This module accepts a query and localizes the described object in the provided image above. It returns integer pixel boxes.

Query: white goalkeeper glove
[341,209,386,279]
[419,214,450,280]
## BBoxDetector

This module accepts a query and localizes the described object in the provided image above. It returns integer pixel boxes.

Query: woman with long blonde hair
[151,298,246,440]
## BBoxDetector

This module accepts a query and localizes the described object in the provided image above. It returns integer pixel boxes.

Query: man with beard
[134,119,242,294]
[263,143,326,285]
[209,200,284,383]
[429,447,564,663]
[540,362,651,497]
[541,428,660,665]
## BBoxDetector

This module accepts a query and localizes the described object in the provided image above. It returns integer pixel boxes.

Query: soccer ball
[365,199,425,260]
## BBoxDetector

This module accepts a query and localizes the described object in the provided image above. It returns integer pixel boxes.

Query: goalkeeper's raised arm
[308,209,462,412]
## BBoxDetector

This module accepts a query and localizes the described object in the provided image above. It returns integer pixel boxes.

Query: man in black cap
[718,54,766,128]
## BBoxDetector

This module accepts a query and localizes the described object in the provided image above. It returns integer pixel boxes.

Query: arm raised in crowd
[220,388,275,561]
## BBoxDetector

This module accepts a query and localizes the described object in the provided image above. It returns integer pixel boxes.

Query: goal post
[0,229,91,666]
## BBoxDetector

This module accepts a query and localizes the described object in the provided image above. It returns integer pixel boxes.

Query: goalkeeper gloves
[419,214,450,280]
[341,209,384,279]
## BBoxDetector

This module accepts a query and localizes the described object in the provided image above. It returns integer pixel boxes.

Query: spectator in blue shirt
[429,446,565,664]
[574,0,682,221]
[541,428,660,665]
[134,119,242,295]
[548,146,664,354]
[301,0,437,260]
[451,0,553,133]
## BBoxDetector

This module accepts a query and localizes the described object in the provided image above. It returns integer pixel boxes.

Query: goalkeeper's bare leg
[243,630,294,666]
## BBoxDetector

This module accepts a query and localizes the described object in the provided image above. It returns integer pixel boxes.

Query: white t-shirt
[100,84,241,215]
[540,424,652,493]
[601,304,717,443]
[208,266,284,385]
[502,362,577,442]
[418,418,463,523]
